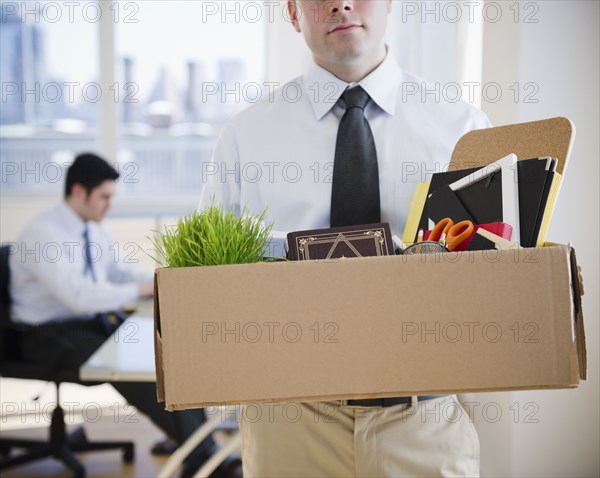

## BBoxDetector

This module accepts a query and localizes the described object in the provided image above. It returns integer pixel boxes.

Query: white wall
[478,1,599,476]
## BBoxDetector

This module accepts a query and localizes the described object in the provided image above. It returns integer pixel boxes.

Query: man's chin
[331,48,369,67]
[328,39,370,62]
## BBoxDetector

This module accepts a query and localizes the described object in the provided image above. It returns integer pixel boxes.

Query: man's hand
[137,281,154,299]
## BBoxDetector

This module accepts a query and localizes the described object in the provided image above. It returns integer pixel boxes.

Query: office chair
[0,244,134,477]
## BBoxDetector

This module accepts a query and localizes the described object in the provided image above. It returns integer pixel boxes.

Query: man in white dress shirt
[198,1,491,476]
[9,153,232,477]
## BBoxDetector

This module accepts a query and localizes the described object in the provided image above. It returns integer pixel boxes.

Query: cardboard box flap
[153,271,166,403]
[450,117,575,175]
[569,246,587,380]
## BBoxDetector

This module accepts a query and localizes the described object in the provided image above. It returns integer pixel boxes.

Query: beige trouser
[239,395,480,477]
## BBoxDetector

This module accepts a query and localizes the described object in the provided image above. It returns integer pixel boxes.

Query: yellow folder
[402,181,430,245]
[536,173,562,247]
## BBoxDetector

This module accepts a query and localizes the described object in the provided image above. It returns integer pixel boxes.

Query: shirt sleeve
[17,224,140,316]
[198,123,242,214]
[473,107,493,129]
[105,252,153,284]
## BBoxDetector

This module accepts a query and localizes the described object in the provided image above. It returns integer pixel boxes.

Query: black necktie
[83,224,97,282]
[330,86,380,227]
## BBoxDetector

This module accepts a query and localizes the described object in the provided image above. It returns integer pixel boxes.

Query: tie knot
[341,86,370,110]
[82,225,90,240]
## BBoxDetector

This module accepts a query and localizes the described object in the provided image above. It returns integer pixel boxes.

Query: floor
[1,412,238,478]
[1,409,170,477]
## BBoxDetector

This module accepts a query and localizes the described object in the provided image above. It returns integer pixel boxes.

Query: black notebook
[518,157,557,247]
[426,184,476,224]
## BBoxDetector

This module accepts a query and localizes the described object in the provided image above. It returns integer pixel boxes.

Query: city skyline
[1,1,267,129]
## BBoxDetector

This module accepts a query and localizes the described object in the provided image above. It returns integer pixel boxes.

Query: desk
[80,316,155,382]
[80,311,240,478]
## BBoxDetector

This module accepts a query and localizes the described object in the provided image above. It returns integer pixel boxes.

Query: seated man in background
[9,153,240,478]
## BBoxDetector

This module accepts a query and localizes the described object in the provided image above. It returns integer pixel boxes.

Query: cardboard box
[154,118,587,410]
[154,243,586,410]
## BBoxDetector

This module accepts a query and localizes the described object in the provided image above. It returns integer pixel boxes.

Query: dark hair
[65,153,119,197]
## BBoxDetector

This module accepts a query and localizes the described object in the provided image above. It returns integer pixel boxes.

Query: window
[1,0,99,196]
[114,1,266,202]
[1,0,267,212]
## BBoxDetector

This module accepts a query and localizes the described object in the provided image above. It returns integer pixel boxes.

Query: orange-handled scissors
[429,218,475,252]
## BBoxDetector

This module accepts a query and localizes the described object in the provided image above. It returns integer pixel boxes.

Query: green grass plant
[148,204,273,268]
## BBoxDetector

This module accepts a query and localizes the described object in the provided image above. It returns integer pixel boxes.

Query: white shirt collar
[303,48,402,121]
[57,201,88,236]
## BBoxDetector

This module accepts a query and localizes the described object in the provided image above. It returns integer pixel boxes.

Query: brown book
[287,223,394,261]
